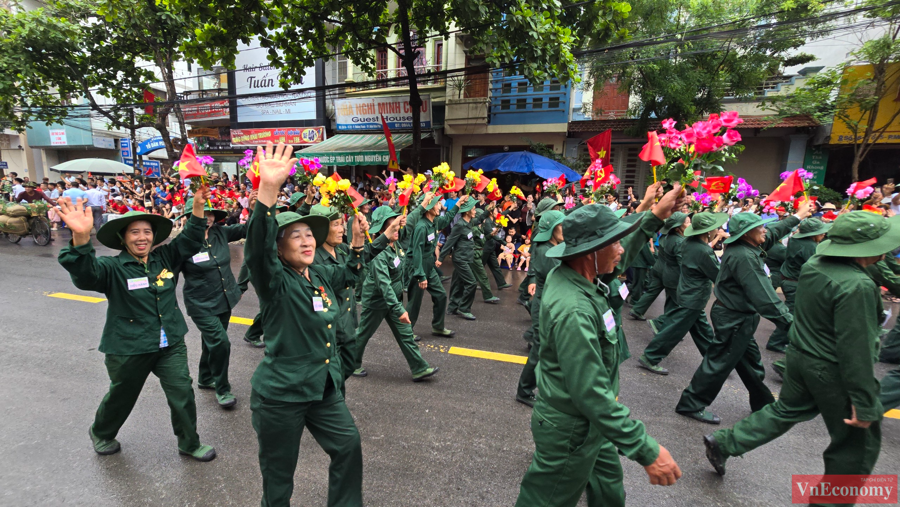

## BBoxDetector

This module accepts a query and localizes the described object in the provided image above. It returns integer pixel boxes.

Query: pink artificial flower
[694,137,716,154]
[608,174,621,188]
[680,127,696,144]
[722,129,741,146]
[720,111,743,128]
[662,118,677,130]
[692,121,713,139]
[713,136,725,150]
[854,187,874,199]
[658,133,669,147]
[707,113,723,132]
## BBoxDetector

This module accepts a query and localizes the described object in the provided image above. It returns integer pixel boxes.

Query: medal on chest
[156,268,174,287]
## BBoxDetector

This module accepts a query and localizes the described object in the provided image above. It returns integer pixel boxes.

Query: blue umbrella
[463,151,582,181]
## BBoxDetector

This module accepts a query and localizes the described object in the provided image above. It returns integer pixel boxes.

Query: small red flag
[330,172,342,182]
[639,131,666,166]
[487,185,503,201]
[381,115,399,171]
[793,195,818,208]
[689,170,702,188]
[247,155,261,190]
[848,177,878,194]
[586,129,612,163]
[442,177,465,194]
[702,176,734,194]
[178,144,206,180]
[764,169,806,202]
[347,186,365,209]
[398,186,414,206]
[475,174,491,193]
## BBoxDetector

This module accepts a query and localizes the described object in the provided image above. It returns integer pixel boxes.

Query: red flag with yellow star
[702,176,733,194]
[764,169,806,202]
[587,130,612,163]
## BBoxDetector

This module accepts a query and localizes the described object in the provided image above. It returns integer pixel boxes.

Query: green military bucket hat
[614,209,627,219]
[97,211,173,250]
[369,205,401,235]
[275,212,329,246]
[310,203,340,221]
[547,205,643,259]
[816,212,900,257]
[724,213,777,244]
[180,198,228,222]
[535,197,563,218]
[459,198,477,213]
[685,212,729,237]
[289,192,306,207]
[425,194,443,209]
[660,211,690,234]
[793,217,832,239]
[533,210,565,243]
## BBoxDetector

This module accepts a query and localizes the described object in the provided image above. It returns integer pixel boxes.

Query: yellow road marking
[47,292,107,304]
[230,316,255,326]
[448,346,527,365]
[885,409,900,419]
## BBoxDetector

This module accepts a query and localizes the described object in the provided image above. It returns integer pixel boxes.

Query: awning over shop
[298,134,418,166]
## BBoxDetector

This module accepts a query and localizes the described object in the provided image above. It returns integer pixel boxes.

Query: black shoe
[628,311,646,321]
[679,410,721,425]
[703,434,727,476]
[483,297,500,304]
[447,310,458,316]
[498,283,513,290]
[516,394,536,407]
[413,335,421,342]
[197,382,216,390]
[441,276,451,282]
[517,298,529,307]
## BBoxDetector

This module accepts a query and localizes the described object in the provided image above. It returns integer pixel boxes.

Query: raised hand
[257,141,298,206]
[420,191,435,209]
[58,197,94,246]
[651,183,685,221]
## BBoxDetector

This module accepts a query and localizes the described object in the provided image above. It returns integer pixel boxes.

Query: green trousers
[880,366,900,410]
[642,307,714,366]
[405,269,447,332]
[483,250,507,287]
[767,279,797,352]
[335,310,358,383]
[354,306,430,375]
[245,312,264,343]
[879,317,900,364]
[250,385,363,507]
[518,278,532,306]
[714,350,881,496]
[516,401,625,507]
[769,269,783,290]
[447,261,477,314]
[471,257,495,300]
[627,267,648,305]
[355,265,368,302]
[677,305,774,414]
[630,269,663,318]
[193,311,232,396]
[94,340,201,453]
[517,294,543,398]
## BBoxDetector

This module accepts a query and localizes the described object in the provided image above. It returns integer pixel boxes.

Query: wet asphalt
[0,230,898,507]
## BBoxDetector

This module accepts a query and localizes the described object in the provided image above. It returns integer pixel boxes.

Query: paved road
[1,231,898,506]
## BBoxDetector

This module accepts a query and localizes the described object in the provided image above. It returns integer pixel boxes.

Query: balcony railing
[350,64,444,91]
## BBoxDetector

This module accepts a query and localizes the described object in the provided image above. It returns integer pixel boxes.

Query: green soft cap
[661,212,689,234]
[310,203,340,222]
[459,198,477,213]
[533,210,565,243]
[289,192,306,206]
[724,213,776,244]
[546,205,643,259]
[535,197,563,218]
[816,212,900,257]
[793,217,832,239]
[369,205,401,235]
[685,212,729,237]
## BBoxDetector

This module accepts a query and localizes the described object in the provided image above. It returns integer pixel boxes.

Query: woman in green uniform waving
[56,187,216,462]
[245,141,368,507]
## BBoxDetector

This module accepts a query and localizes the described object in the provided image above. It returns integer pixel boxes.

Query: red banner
[231,127,326,146]
[183,100,229,121]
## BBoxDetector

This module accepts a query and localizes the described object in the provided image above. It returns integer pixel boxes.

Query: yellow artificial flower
[487,178,498,192]
[313,173,327,186]
[403,174,414,183]
[413,184,421,193]
[397,180,410,190]
[415,174,427,185]
[321,196,330,207]
[338,179,351,191]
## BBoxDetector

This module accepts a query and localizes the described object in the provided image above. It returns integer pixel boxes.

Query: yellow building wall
[831,62,900,144]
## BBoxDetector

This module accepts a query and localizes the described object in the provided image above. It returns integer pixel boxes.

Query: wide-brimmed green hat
[358,198,372,208]
[816,212,900,257]
[275,212,329,246]
[621,210,644,224]
[426,194,442,209]
[289,192,306,207]
[310,203,340,222]
[547,205,643,259]
[180,198,227,222]
[685,212,729,237]
[724,213,776,244]
[661,212,689,234]
[369,205,401,235]
[459,198,477,213]
[793,217,832,239]
[614,209,627,219]
[533,210,565,243]
[97,211,173,250]
[535,197,563,218]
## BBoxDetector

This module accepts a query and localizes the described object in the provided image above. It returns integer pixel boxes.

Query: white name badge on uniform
[127,277,149,290]
[427,233,436,242]
[618,283,630,300]
[160,328,169,348]
[602,309,616,333]
[192,252,210,264]
[763,264,771,277]
[467,232,473,239]
[884,309,893,328]
[479,234,485,239]
[312,297,325,312]
[393,257,401,268]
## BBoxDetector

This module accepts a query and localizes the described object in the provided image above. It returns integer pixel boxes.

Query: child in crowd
[517,238,531,271]
[498,236,516,269]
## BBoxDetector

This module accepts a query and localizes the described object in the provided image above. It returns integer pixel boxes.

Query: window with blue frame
[489,70,570,125]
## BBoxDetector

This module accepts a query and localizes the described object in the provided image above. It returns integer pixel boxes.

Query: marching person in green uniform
[764,228,787,292]
[769,218,832,375]
[628,228,667,321]
[287,191,305,212]
[515,209,565,407]
[471,206,501,305]
[515,182,683,507]
[178,197,252,408]
[637,212,729,375]
[406,193,469,337]
[440,198,484,320]
[627,237,656,305]
[676,201,811,424]
[245,142,367,507]
[704,211,897,482]
[646,211,690,334]
[518,197,564,342]
[354,205,439,381]
[873,254,900,366]
[482,209,512,290]
[237,192,279,349]
[57,188,217,462]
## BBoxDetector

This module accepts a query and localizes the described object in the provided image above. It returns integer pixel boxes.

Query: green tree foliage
[171,0,633,170]
[0,0,193,161]
[586,0,826,132]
